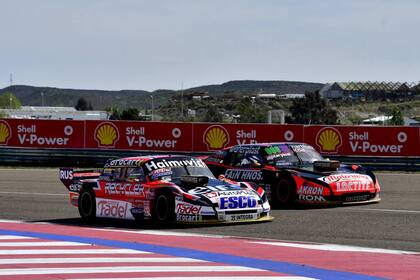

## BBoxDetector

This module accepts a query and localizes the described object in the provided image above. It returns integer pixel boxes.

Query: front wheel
[78,188,96,223]
[153,191,175,223]
[271,177,296,208]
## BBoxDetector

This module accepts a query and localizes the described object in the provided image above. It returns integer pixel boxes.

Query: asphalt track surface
[0,168,419,252]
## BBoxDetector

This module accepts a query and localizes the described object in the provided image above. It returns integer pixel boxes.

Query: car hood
[316,173,376,194]
[184,178,262,209]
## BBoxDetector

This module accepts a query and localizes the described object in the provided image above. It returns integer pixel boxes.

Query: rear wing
[59,168,101,192]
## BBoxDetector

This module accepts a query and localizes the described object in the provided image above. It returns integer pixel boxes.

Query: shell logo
[316,127,342,153]
[94,122,120,148]
[0,120,12,145]
[203,125,230,150]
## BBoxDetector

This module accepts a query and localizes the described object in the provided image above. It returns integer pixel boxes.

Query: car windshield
[144,158,215,181]
[262,144,300,167]
[170,166,215,180]
[288,144,324,164]
[262,144,324,167]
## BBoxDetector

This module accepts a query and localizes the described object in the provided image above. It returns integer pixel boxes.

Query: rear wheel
[153,191,175,223]
[271,177,296,208]
[78,188,96,223]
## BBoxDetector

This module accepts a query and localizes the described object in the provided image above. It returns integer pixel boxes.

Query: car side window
[223,151,234,166]
[116,168,127,181]
[231,153,263,167]
[126,167,146,182]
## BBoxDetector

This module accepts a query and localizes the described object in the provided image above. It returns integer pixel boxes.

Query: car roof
[225,142,308,150]
[104,155,197,168]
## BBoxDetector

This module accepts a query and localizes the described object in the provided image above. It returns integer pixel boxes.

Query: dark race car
[204,143,381,207]
[59,155,272,224]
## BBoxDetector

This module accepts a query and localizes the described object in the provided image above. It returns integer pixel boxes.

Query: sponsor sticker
[59,169,73,180]
[69,183,81,192]
[225,213,258,222]
[320,174,371,183]
[298,194,326,202]
[145,158,206,171]
[175,201,202,215]
[149,168,173,180]
[297,185,323,196]
[143,200,151,217]
[229,145,260,155]
[188,185,237,195]
[106,159,142,167]
[96,198,134,220]
[345,195,370,202]
[219,195,257,209]
[225,169,263,181]
[104,182,144,196]
[176,214,200,222]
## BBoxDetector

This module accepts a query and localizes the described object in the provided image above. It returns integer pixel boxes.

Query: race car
[204,143,381,207]
[59,155,272,224]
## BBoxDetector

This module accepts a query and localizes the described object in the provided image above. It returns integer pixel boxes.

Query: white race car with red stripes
[59,155,272,224]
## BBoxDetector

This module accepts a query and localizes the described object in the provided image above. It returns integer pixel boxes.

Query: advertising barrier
[84,121,193,152]
[0,119,84,149]
[192,123,303,152]
[1,118,419,157]
[304,125,420,157]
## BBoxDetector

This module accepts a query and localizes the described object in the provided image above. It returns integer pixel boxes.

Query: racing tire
[78,188,96,223]
[153,191,175,223]
[271,177,296,208]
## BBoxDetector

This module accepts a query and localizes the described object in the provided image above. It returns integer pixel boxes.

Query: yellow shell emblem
[316,127,342,153]
[0,121,11,145]
[94,122,119,147]
[203,125,229,150]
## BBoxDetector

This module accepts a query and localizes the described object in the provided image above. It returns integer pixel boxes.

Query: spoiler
[59,168,101,192]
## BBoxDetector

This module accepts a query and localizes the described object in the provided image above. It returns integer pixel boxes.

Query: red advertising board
[192,123,304,152]
[0,119,84,149]
[304,125,420,157]
[84,121,193,152]
[1,118,419,157]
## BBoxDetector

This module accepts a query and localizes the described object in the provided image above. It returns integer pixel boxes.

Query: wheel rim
[156,195,169,221]
[80,192,93,217]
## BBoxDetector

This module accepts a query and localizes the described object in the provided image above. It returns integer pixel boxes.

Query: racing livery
[204,143,381,207]
[59,155,272,224]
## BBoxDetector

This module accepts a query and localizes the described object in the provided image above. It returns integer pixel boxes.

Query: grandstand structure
[320,81,420,100]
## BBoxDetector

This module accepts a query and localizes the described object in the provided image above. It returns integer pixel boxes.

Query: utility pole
[181,82,184,121]
[150,95,154,121]
[41,92,45,107]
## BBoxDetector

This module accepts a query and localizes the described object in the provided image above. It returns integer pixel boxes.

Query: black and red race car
[204,143,381,207]
[59,155,272,224]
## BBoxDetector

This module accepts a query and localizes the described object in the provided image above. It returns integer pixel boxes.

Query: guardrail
[1,148,419,171]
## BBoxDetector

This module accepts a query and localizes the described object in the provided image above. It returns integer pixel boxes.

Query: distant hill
[0,85,152,110]
[185,80,324,96]
[0,80,324,110]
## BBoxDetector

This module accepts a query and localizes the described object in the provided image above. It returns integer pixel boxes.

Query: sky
[1,0,419,91]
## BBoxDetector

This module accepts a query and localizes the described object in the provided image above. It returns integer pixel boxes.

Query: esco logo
[0,120,12,145]
[220,196,257,209]
[203,125,230,150]
[94,122,120,148]
[316,127,342,153]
